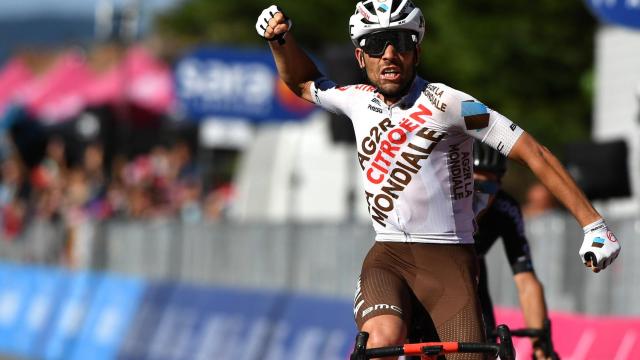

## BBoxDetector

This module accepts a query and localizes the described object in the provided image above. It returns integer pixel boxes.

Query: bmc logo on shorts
[361,303,402,318]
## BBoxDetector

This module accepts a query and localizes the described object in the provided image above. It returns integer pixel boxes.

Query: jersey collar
[376,76,428,110]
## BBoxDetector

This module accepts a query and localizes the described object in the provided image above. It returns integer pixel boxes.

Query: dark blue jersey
[474,190,533,274]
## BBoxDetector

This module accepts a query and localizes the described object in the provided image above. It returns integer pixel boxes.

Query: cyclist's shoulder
[313,77,375,94]
[311,78,374,110]
[423,81,476,103]
[420,80,486,121]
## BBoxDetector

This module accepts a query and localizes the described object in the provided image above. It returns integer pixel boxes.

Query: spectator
[0,154,30,240]
[31,137,67,222]
[522,182,559,219]
[203,183,235,221]
[82,143,110,219]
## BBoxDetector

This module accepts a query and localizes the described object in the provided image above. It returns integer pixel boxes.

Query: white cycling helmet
[349,0,426,47]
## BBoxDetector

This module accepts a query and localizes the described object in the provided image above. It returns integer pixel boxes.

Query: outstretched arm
[509,133,599,226]
[508,132,621,272]
[256,5,322,102]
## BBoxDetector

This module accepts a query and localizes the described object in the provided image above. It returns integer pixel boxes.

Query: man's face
[355,31,419,103]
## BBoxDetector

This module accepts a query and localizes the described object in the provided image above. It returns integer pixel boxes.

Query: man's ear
[355,48,366,69]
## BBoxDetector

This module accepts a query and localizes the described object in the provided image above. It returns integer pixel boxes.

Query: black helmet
[473,140,507,177]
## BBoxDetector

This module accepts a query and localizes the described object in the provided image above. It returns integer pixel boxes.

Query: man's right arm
[256,5,321,103]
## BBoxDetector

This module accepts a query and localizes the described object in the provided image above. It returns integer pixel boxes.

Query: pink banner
[0,58,33,115]
[495,307,640,359]
[19,52,96,123]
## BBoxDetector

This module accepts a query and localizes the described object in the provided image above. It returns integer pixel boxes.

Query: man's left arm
[508,132,621,272]
[509,133,598,226]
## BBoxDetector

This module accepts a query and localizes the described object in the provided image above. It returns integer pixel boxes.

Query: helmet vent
[391,0,402,13]
[364,2,376,14]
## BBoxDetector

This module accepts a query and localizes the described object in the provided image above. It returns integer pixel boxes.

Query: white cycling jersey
[310,76,524,244]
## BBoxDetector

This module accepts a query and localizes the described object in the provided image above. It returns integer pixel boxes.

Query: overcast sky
[0,0,180,18]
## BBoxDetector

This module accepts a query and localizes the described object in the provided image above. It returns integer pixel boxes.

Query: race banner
[174,47,316,123]
[496,306,640,359]
[584,0,640,30]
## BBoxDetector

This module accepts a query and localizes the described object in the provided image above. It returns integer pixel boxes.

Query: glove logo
[592,236,606,248]
[607,230,618,242]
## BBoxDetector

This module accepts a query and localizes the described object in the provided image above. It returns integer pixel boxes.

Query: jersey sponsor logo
[461,100,490,130]
[377,4,389,13]
[448,143,473,200]
[361,303,402,318]
[607,230,618,242]
[368,104,383,113]
[371,97,382,106]
[510,123,517,131]
[592,236,606,248]
[424,84,448,112]
[357,103,445,227]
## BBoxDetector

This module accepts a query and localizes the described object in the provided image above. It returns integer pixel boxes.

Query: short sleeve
[437,86,525,157]
[309,77,354,116]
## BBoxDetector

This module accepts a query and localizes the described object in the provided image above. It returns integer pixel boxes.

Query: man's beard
[362,66,417,100]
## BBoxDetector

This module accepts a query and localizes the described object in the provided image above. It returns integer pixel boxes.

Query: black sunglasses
[359,31,418,57]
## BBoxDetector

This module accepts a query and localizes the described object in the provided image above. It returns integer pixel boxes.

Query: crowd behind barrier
[0,211,638,316]
[0,135,235,268]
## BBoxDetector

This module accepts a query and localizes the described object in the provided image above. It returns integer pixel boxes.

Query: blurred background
[0,0,637,359]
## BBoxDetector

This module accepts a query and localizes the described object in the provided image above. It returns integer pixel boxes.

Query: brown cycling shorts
[353,242,485,346]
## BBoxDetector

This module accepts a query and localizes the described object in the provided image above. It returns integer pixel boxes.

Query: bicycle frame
[350,324,515,360]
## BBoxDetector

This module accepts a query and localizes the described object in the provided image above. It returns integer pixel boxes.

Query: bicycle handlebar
[490,319,559,360]
[351,324,515,360]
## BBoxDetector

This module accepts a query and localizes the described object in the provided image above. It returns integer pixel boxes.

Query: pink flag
[122,46,175,114]
[84,65,124,106]
[19,52,96,124]
[84,46,175,115]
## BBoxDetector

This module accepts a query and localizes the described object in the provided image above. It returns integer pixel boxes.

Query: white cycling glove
[579,219,621,271]
[255,5,292,44]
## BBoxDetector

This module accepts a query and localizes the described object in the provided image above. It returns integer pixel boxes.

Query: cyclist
[473,141,554,360]
[256,1,620,359]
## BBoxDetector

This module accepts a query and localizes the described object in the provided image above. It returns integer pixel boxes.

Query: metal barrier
[0,212,637,315]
